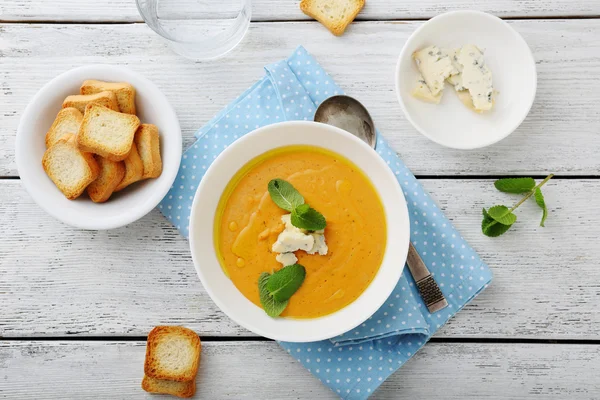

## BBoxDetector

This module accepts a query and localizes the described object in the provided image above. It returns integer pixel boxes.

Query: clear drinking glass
[136,0,251,60]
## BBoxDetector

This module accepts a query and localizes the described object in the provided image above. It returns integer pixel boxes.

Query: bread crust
[42,135,99,200]
[80,80,137,115]
[144,326,202,382]
[77,103,140,161]
[62,91,119,114]
[114,142,143,192]
[135,124,162,179]
[87,157,126,203]
[299,0,365,36]
[141,375,196,398]
[45,107,83,148]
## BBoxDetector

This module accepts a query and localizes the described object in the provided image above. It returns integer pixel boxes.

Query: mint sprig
[266,264,306,302]
[482,174,553,237]
[494,177,535,194]
[268,179,304,212]
[258,264,306,317]
[291,205,327,231]
[268,178,326,231]
[258,272,288,318]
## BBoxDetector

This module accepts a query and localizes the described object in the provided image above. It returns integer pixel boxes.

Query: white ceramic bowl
[396,11,537,149]
[189,121,410,342]
[16,65,182,230]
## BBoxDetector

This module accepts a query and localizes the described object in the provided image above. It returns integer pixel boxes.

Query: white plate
[15,65,182,230]
[189,121,410,342]
[396,11,537,149]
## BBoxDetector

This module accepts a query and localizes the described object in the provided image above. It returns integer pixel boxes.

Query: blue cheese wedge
[411,74,442,104]
[457,44,494,112]
[412,45,457,96]
[443,48,465,92]
[272,214,328,266]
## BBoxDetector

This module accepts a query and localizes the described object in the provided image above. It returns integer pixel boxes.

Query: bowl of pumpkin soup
[189,121,410,342]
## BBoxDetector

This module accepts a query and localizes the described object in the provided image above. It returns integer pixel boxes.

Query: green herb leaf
[258,272,288,318]
[487,205,517,226]
[295,203,310,214]
[534,188,548,227]
[266,264,306,302]
[482,208,513,237]
[291,206,326,231]
[268,179,304,212]
[494,178,536,194]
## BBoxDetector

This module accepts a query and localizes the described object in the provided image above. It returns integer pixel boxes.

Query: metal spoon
[314,95,448,313]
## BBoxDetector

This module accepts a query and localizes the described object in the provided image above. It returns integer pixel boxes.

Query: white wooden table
[1,1,600,398]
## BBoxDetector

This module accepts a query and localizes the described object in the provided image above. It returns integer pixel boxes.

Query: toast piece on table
[144,326,202,382]
[80,80,137,114]
[62,91,119,114]
[114,142,143,192]
[77,103,140,161]
[134,124,162,179]
[87,157,126,203]
[141,375,196,398]
[299,0,365,36]
[42,134,99,200]
[45,107,83,148]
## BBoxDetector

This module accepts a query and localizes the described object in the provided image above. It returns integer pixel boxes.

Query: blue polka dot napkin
[159,46,493,399]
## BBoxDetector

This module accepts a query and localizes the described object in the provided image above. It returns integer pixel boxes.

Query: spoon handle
[406,243,448,313]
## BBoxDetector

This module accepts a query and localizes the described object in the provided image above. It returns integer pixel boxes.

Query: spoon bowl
[314,95,377,149]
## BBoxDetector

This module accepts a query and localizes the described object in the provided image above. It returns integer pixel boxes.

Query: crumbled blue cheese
[275,252,298,266]
[412,45,457,96]
[307,232,328,255]
[272,214,328,267]
[457,45,493,111]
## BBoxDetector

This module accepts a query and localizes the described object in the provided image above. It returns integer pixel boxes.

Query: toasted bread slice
[62,91,119,114]
[45,107,83,148]
[114,142,143,192]
[134,124,162,179]
[144,326,201,382]
[42,134,100,200]
[300,0,364,36]
[77,103,140,161]
[142,376,196,398]
[87,157,126,203]
[80,80,137,115]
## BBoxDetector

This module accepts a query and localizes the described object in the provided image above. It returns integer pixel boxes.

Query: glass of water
[136,0,251,60]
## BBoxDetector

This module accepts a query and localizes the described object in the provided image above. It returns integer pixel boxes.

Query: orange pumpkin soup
[214,145,386,318]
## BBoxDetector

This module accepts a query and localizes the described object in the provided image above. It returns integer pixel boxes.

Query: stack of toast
[142,326,202,398]
[42,80,162,202]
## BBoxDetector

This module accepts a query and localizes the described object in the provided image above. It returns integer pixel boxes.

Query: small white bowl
[16,65,182,230]
[189,121,410,342]
[396,11,537,149]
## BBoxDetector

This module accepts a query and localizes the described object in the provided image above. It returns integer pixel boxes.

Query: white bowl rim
[15,64,182,230]
[189,121,410,342]
[395,10,537,150]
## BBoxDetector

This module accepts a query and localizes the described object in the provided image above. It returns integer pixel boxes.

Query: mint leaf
[295,203,310,214]
[268,179,304,212]
[534,188,548,227]
[266,264,306,302]
[291,206,326,231]
[494,178,536,194]
[487,205,517,226]
[482,208,512,237]
[258,272,288,318]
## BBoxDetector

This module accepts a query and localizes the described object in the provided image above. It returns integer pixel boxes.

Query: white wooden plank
[1,20,599,177]
[1,340,598,398]
[1,0,598,22]
[1,178,598,339]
